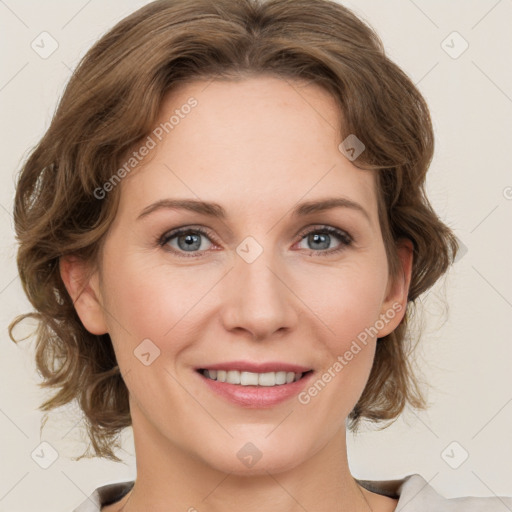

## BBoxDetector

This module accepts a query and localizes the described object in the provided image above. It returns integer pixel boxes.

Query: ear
[59,255,108,335]
[376,238,413,337]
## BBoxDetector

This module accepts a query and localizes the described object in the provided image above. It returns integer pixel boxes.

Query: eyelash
[158,225,354,258]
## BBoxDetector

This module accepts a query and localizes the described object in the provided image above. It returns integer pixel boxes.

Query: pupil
[310,233,329,250]
[179,233,200,251]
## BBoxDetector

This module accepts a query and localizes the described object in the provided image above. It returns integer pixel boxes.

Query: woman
[9,0,512,510]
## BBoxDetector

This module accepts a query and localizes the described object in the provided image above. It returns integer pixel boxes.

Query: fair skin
[61,75,412,512]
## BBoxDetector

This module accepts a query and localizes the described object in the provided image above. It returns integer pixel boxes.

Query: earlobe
[59,255,108,335]
[377,238,414,337]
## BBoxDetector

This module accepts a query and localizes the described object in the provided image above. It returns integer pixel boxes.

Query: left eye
[296,226,353,255]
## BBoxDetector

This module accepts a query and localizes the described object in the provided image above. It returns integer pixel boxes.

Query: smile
[199,369,311,387]
[196,365,315,408]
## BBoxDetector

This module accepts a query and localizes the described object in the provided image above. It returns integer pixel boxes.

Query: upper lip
[196,361,313,373]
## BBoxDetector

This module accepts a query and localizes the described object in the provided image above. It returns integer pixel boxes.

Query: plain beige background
[1,1,511,510]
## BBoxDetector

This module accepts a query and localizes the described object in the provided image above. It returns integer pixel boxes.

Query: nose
[219,245,299,341]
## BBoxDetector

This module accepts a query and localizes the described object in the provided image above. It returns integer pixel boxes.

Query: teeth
[258,372,275,386]
[227,370,240,384]
[241,371,259,386]
[275,372,286,385]
[203,369,305,386]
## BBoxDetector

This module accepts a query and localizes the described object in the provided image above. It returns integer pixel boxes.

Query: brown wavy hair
[9,0,458,461]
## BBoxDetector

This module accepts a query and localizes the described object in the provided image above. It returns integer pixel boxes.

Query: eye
[295,225,353,256]
[159,227,215,257]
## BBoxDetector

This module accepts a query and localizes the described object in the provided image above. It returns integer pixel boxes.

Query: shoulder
[398,474,512,510]
[357,473,512,511]
[72,481,134,512]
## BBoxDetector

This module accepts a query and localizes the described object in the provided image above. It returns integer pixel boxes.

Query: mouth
[197,368,313,387]
[195,363,315,408]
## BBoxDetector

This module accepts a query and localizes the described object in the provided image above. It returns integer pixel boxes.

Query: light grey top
[73,473,512,511]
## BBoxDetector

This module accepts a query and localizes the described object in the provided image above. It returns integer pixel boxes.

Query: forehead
[116,75,378,225]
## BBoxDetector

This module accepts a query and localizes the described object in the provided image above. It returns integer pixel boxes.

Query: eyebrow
[137,197,371,223]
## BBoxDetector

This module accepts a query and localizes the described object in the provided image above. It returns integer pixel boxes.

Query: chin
[209,452,305,477]
[197,434,312,476]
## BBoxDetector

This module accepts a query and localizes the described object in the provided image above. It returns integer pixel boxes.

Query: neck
[117,406,373,512]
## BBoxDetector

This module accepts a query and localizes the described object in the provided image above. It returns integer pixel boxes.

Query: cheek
[295,284,382,428]
[100,254,215,357]
[297,260,388,349]
[295,262,386,404]
[326,283,384,352]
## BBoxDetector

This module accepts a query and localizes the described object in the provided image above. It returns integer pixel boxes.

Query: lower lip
[198,371,314,408]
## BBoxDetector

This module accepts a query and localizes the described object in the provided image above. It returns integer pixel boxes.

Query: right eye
[159,227,217,258]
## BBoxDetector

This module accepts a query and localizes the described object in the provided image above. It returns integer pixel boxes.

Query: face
[64,75,411,475]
